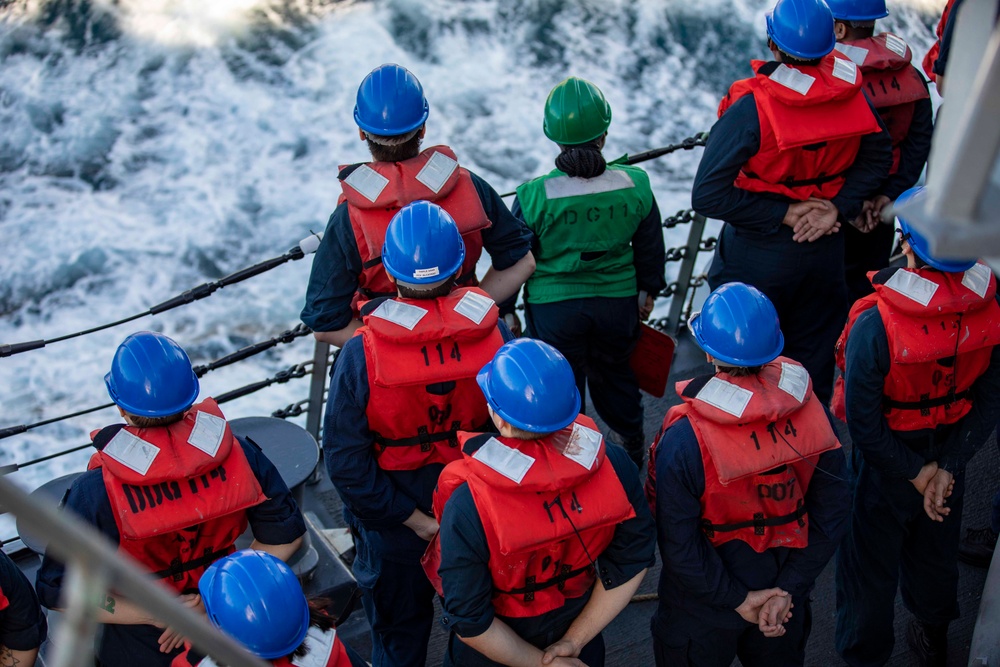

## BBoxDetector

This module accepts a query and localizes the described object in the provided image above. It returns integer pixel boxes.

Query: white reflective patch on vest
[561,423,602,470]
[962,263,991,299]
[370,299,428,331]
[834,42,869,66]
[769,64,815,96]
[885,34,908,57]
[292,627,338,667]
[454,290,495,325]
[416,151,459,194]
[832,58,858,85]
[543,169,636,201]
[104,430,160,476]
[885,269,939,307]
[696,377,753,418]
[778,362,810,403]
[344,164,390,203]
[187,411,226,457]
[473,437,535,484]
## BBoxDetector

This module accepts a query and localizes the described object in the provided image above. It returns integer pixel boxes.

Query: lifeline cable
[0,233,323,359]
[0,324,316,441]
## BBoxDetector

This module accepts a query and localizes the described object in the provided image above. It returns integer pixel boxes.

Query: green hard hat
[543,77,612,146]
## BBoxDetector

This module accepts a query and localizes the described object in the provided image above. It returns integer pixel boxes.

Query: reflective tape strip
[104,430,160,476]
[834,42,870,66]
[778,363,810,403]
[416,151,459,194]
[885,34,908,58]
[696,377,754,418]
[543,169,636,200]
[561,423,601,470]
[187,411,226,457]
[769,64,815,96]
[454,290,495,325]
[884,269,939,307]
[344,164,390,203]
[832,58,858,85]
[473,437,535,484]
[370,300,429,331]
[962,263,991,299]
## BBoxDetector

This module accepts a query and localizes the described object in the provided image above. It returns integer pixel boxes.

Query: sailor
[301,63,535,348]
[0,551,47,667]
[922,0,963,93]
[323,200,512,667]
[693,0,893,404]
[35,332,306,667]
[424,338,654,667]
[647,282,849,666]
[833,187,1000,666]
[827,0,933,305]
[512,77,667,470]
[172,550,363,667]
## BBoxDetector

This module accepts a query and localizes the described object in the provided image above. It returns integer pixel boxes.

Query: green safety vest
[516,162,653,304]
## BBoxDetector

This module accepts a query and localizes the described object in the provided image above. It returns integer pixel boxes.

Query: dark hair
[290,599,337,659]
[124,411,186,428]
[837,19,876,40]
[366,130,423,162]
[555,140,607,178]
[396,274,458,300]
[718,364,764,378]
[779,50,823,67]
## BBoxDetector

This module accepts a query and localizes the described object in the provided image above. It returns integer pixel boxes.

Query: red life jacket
[647,359,840,552]
[923,0,958,82]
[91,399,267,594]
[174,627,349,667]
[361,287,504,471]
[423,417,636,618]
[340,145,492,313]
[836,34,929,174]
[832,264,1000,430]
[718,52,883,201]
[0,585,8,612]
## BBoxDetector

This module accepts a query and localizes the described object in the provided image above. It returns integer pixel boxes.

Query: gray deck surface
[308,330,1000,667]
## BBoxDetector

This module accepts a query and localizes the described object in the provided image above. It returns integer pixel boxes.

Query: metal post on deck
[0,477,270,667]
[665,214,708,336]
[305,340,330,443]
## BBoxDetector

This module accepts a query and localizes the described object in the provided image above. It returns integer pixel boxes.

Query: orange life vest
[922,0,958,82]
[718,52,883,201]
[91,399,266,593]
[339,145,492,312]
[175,627,349,667]
[647,359,840,552]
[836,34,929,174]
[0,586,7,612]
[360,287,504,471]
[423,417,636,618]
[832,264,1000,430]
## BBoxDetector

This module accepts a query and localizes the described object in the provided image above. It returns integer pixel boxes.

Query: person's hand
[792,199,841,242]
[850,200,878,233]
[403,509,440,542]
[782,200,828,230]
[542,638,582,664]
[639,293,655,322]
[735,588,788,624]
[504,313,523,338]
[156,594,204,653]
[759,593,793,638]
[911,461,939,496]
[923,468,956,522]
[868,195,892,227]
[545,659,589,667]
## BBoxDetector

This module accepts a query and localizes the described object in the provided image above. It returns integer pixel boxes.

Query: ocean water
[0,0,941,538]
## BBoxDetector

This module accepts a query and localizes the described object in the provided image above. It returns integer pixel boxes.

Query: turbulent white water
[0,0,941,536]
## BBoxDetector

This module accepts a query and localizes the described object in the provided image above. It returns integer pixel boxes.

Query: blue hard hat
[105,332,199,417]
[896,187,977,273]
[382,200,466,287]
[476,339,581,434]
[354,64,429,137]
[766,0,837,60]
[825,0,888,21]
[690,283,784,367]
[199,550,310,660]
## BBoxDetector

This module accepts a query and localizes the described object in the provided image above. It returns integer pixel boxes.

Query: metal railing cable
[0,233,323,359]
[0,324,315,442]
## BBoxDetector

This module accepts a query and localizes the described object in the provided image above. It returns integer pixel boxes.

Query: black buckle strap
[701,500,807,539]
[742,168,849,189]
[883,388,971,412]
[152,547,230,581]
[373,420,478,452]
[496,563,594,601]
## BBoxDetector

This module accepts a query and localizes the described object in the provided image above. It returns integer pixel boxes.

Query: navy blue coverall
[835,306,1000,666]
[35,434,306,667]
[0,551,47,657]
[323,312,512,667]
[437,438,655,667]
[651,409,849,667]
[693,80,893,404]
[301,170,533,334]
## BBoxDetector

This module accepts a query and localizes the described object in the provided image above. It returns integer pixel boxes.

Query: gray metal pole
[0,477,270,667]
[666,214,708,335]
[305,340,330,442]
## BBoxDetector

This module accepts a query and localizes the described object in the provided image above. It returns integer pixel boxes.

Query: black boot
[958,526,998,568]
[623,434,646,471]
[906,619,948,667]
